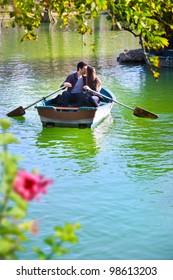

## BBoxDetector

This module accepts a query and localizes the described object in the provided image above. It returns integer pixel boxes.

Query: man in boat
[61,61,88,107]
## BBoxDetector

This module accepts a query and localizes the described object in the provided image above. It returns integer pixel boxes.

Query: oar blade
[7,106,25,117]
[7,87,65,117]
[134,106,158,119]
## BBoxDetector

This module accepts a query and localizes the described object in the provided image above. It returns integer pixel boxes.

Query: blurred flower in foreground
[30,221,39,234]
[13,170,53,201]
[0,118,80,260]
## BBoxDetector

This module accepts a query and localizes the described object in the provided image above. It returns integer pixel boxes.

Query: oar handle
[89,89,134,111]
[112,99,134,111]
[90,89,158,119]
[24,86,65,110]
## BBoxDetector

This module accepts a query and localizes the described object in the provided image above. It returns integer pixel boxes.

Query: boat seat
[55,106,78,112]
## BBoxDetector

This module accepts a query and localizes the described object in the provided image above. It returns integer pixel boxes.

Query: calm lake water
[0,16,173,260]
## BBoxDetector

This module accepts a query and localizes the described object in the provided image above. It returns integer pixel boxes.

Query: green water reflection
[0,16,173,260]
[35,116,114,175]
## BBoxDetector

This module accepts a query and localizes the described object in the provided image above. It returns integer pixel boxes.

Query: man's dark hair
[77,61,87,71]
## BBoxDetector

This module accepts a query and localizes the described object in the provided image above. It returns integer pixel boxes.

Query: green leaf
[9,191,28,210]
[53,246,69,256]
[44,237,55,246]
[0,239,17,254]
[0,119,11,130]
[0,133,19,145]
[0,221,28,241]
[54,223,80,243]
[32,247,46,260]
[5,206,27,219]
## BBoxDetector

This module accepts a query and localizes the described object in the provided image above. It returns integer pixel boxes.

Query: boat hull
[35,87,115,128]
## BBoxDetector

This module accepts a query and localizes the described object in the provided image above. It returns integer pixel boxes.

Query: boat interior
[42,88,112,111]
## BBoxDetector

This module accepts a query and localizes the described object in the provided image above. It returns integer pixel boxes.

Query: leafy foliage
[1,1,173,47]
[1,1,173,77]
[0,118,80,259]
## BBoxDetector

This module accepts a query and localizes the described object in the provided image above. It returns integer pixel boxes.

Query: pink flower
[30,221,39,234]
[13,170,53,201]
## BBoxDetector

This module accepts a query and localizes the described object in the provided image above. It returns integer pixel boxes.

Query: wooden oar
[7,86,65,117]
[90,89,158,119]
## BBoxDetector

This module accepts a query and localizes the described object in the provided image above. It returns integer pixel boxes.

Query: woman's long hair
[86,66,101,91]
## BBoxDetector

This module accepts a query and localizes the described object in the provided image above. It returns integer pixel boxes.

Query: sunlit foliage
[1,1,173,77]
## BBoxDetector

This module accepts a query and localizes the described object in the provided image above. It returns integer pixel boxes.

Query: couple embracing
[61,61,102,107]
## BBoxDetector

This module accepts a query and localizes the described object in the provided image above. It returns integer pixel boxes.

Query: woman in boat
[83,65,102,107]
